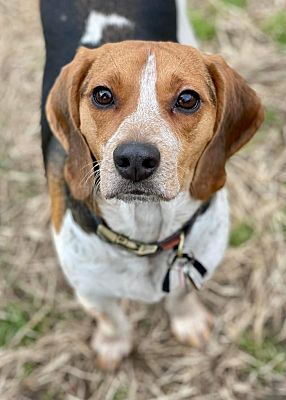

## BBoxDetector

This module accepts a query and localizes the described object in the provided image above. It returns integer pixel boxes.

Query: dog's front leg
[77,294,132,370]
[165,289,213,348]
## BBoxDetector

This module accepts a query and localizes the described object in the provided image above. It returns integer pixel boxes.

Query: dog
[40,0,264,370]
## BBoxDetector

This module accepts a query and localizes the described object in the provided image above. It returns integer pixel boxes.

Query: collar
[93,197,213,256]
[67,184,212,256]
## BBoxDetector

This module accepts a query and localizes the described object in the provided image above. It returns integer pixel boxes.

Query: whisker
[93,175,101,195]
[83,168,97,186]
[80,160,101,172]
[80,164,98,186]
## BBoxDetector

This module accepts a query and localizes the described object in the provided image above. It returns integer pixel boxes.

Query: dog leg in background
[77,294,132,370]
[165,289,213,347]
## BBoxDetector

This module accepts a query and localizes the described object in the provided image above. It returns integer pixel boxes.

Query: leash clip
[168,250,205,290]
[177,232,185,257]
[183,257,204,290]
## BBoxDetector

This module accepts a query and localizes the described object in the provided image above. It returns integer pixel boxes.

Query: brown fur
[46,142,67,232]
[46,48,95,200]
[190,54,264,199]
[47,172,66,232]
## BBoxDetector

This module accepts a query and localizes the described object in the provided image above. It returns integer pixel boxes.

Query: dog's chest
[52,190,229,303]
[53,210,172,303]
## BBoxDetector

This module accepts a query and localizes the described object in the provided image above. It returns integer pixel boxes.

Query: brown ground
[0,1,286,399]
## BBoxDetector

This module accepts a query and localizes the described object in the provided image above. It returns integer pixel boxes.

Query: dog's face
[46,41,264,202]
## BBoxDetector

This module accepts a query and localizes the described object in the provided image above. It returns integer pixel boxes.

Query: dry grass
[0,0,286,399]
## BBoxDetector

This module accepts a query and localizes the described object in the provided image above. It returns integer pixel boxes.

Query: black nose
[113,142,160,182]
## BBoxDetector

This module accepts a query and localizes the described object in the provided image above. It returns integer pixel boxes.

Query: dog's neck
[96,192,201,243]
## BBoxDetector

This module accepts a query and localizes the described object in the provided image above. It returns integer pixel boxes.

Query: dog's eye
[175,90,201,113]
[92,86,114,107]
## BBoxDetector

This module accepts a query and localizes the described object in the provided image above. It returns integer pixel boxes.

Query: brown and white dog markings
[41,0,264,369]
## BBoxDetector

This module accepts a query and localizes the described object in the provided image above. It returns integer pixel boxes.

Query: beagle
[41,0,264,370]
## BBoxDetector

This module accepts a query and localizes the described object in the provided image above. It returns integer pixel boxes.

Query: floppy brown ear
[46,47,95,200]
[190,54,264,200]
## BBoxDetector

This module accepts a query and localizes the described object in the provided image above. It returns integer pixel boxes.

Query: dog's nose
[113,142,160,182]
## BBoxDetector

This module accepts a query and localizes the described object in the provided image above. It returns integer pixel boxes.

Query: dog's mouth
[108,188,167,203]
[92,167,166,202]
[103,181,177,202]
[98,168,181,202]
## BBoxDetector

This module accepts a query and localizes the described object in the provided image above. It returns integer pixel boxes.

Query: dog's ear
[190,54,264,200]
[46,47,95,200]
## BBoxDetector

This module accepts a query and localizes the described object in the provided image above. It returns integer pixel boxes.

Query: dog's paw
[170,303,213,348]
[91,330,132,371]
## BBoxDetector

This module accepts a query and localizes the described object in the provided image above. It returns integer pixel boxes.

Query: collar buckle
[134,243,158,256]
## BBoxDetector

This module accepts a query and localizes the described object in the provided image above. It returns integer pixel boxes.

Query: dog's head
[46,41,264,202]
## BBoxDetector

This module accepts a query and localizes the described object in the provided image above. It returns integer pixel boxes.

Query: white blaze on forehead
[127,52,178,150]
[106,51,176,135]
[137,53,158,115]
[101,51,180,199]
[104,51,179,150]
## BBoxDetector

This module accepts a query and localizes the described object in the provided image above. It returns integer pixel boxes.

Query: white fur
[175,0,198,47]
[53,188,229,305]
[137,53,161,115]
[81,11,133,46]
[100,54,180,200]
